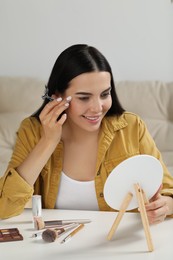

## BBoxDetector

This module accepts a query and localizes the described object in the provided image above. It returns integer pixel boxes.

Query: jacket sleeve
[0,117,38,219]
[0,168,33,219]
[138,117,173,198]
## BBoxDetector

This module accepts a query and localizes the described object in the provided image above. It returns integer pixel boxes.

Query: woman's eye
[101,92,111,98]
[78,97,89,101]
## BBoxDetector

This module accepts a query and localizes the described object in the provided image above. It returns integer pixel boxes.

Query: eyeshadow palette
[0,228,23,242]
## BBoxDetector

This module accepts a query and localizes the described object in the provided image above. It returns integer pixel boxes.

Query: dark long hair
[33,44,124,118]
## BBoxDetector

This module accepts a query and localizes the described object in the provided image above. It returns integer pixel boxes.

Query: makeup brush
[42,229,57,242]
[42,223,78,243]
[34,216,91,230]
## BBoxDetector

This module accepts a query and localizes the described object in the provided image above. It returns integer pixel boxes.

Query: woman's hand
[16,96,72,186]
[39,96,71,144]
[145,185,173,224]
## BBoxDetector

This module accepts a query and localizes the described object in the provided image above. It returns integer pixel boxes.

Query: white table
[0,209,173,260]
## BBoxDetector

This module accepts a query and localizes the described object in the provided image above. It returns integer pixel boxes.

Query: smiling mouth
[82,115,101,121]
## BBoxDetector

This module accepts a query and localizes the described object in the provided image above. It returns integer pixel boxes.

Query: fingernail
[66,96,72,101]
[64,103,69,107]
[57,97,62,102]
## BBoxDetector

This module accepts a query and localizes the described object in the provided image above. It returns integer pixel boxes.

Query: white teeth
[85,116,99,120]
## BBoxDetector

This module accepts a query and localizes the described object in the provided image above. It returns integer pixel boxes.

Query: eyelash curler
[41,85,55,101]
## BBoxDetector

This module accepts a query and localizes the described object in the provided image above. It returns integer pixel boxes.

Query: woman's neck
[62,121,100,143]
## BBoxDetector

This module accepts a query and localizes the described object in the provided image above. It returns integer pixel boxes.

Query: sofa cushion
[0,76,43,112]
[0,112,35,174]
[0,77,44,176]
[116,81,173,175]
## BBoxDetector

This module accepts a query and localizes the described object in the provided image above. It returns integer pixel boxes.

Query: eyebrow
[75,86,111,96]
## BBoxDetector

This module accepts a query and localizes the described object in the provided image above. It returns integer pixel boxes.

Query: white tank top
[55,172,99,211]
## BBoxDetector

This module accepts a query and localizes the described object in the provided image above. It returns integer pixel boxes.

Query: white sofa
[0,77,173,177]
[0,77,44,176]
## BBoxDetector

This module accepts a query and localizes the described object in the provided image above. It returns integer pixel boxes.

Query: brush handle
[45,219,91,226]
[60,224,84,244]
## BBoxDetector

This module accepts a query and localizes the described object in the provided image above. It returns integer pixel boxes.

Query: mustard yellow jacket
[0,112,173,219]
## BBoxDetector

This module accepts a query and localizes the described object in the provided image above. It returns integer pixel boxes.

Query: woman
[0,44,173,222]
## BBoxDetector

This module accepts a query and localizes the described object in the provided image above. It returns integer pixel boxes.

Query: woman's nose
[90,99,103,113]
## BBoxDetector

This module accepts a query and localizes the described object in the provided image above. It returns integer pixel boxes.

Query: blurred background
[0,0,173,82]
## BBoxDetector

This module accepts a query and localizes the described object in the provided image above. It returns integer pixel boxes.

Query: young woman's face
[63,71,112,132]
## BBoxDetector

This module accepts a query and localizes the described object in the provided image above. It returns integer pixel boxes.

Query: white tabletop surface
[0,209,173,260]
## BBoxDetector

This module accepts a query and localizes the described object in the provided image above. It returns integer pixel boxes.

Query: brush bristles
[42,229,57,242]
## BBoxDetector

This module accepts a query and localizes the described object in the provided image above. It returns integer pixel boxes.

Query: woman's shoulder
[12,117,42,154]
[20,116,40,127]
[121,111,142,122]
[18,116,41,135]
[106,112,142,125]
[104,112,145,132]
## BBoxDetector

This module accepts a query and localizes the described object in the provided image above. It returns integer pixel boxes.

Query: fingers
[56,113,67,126]
[145,195,168,224]
[147,208,167,224]
[43,103,68,127]
[39,96,71,125]
[38,96,71,144]
[149,184,163,202]
[146,194,166,214]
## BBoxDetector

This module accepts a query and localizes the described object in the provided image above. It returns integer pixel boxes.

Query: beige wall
[0,0,173,82]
